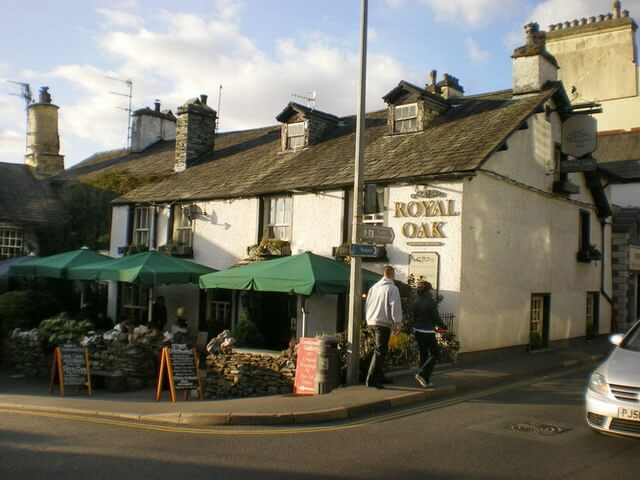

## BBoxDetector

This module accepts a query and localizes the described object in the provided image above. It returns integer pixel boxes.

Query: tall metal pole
[346,0,368,385]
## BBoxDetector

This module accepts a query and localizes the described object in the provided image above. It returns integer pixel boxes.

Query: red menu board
[294,337,320,395]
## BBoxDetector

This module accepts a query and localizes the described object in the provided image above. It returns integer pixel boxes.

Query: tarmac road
[1,367,638,480]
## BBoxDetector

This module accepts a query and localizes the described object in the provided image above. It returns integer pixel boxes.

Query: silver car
[586,320,640,438]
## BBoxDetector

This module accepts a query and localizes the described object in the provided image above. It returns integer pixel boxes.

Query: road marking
[0,367,589,437]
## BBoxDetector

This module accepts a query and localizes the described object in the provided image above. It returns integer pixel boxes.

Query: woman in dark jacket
[412,281,448,388]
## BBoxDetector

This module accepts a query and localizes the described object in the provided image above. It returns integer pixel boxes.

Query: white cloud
[418,0,521,26]
[528,0,640,28]
[466,37,489,63]
[16,8,408,165]
[96,8,143,29]
[0,95,27,160]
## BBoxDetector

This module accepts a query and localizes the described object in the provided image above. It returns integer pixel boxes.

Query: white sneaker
[415,374,428,388]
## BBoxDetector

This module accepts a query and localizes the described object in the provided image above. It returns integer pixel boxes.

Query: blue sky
[1,0,637,166]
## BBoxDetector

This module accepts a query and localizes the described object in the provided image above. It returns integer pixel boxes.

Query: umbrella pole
[79,282,85,308]
[147,285,155,325]
[301,296,308,338]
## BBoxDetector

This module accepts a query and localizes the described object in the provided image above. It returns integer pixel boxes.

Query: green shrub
[0,290,63,333]
[38,313,93,346]
[233,318,265,348]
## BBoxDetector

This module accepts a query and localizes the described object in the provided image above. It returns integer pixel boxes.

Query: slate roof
[109,85,562,204]
[0,163,64,225]
[58,141,176,182]
[594,130,640,182]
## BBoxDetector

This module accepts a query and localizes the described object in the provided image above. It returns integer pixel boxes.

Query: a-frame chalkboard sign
[49,343,93,396]
[155,343,203,402]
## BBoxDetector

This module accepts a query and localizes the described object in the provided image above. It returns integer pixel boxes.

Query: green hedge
[0,290,63,333]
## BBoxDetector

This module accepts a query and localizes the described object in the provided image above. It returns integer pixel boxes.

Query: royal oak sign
[562,114,597,158]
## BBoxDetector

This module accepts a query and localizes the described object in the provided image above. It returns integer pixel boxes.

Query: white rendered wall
[512,55,557,94]
[291,191,344,257]
[107,205,130,319]
[385,182,464,318]
[459,108,608,353]
[130,115,176,152]
[192,198,260,270]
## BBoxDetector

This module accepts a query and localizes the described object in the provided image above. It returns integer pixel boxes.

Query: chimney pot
[572,19,579,27]
[580,17,587,25]
[563,21,571,28]
[613,1,621,18]
[154,99,161,112]
[588,16,596,23]
[429,69,437,87]
[200,94,208,105]
[622,10,629,18]
[38,86,51,104]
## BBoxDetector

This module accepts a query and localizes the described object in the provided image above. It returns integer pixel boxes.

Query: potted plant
[248,238,291,259]
[160,241,193,257]
[588,244,602,261]
[125,244,149,256]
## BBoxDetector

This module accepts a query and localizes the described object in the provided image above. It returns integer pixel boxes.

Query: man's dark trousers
[415,331,440,381]
[367,326,391,384]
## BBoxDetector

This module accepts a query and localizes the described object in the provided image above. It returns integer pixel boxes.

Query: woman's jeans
[415,331,439,381]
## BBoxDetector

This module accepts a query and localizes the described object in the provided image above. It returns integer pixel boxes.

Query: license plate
[618,407,640,420]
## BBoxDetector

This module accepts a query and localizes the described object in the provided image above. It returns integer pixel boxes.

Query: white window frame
[264,196,292,241]
[133,206,151,246]
[286,121,306,150]
[394,103,418,133]
[530,295,544,336]
[173,205,193,247]
[0,227,24,259]
[363,187,388,227]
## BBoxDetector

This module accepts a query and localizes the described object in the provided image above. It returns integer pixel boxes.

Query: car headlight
[588,372,609,394]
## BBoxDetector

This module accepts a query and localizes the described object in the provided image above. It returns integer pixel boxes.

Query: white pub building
[98,24,613,355]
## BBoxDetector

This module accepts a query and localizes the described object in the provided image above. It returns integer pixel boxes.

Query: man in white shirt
[365,265,403,389]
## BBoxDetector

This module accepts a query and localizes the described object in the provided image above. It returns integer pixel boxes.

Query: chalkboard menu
[49,343,92,396]
[155,344,203,402]
[294,338,320,395]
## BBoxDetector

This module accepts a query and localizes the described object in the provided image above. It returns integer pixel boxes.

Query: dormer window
[394,104,418,133]
[276,102,339,152]
[286,122,306,150]
[382,80,451,136]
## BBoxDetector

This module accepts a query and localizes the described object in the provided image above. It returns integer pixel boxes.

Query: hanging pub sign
[49,343,92,397]
[559,157,597,173]
[294,337,320,395]
[562,114,597,158]
[155,343,203,402]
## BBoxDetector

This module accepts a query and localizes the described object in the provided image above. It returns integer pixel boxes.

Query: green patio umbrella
[67,250,216,286]
[8,247,112,279]
[199,252,381,295]
[199,252,381,336]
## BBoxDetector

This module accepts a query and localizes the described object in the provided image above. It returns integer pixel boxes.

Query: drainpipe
[600,219,615,330]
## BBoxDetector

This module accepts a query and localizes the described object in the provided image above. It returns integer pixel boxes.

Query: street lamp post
[346,0,368,385]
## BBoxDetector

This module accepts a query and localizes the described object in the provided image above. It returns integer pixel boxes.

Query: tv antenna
[216,84,222,132]
[5,80,33,150]
[106,75,133,149]
[292,90,316,109]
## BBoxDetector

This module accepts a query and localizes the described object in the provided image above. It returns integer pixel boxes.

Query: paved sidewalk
[0,339,611,426]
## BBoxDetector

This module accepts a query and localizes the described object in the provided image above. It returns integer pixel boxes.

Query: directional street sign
[559,157,597,173]
[350,243,379,258]
[361,225,395,244]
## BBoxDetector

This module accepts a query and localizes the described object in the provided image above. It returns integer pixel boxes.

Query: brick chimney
[130,100,177,153]
[174,94,217,172]
[24,86,65,178]
[512,22,559,95]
